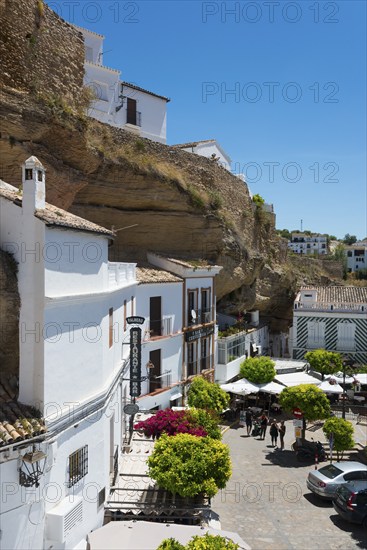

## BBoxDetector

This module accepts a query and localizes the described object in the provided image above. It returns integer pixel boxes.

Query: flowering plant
[134,408,209,438]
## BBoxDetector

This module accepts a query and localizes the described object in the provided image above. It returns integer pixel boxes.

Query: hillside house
[288,233,328,255]
[290,286,367,365]
[345,241,367,273]
[173,139,232,171]
[79,27,170,143]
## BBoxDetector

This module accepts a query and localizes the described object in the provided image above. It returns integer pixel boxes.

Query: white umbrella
[326,372,355,384]
[355,373,367,385]
[257,381,286,395]
[275,372,321,387]
[318,379,344,394]
[220,378,259,395]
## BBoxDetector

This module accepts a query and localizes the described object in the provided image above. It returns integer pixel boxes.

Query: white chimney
[22,156,46,214]
[250,310,259,327]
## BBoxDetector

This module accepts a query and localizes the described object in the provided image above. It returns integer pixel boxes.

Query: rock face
[0,0,345,334]
[0,251,20,377]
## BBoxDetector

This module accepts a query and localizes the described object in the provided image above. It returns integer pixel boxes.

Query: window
[98,487,106,509]
[200,336,211,371]
[187,289,198,326]
[347,251,352,257]
[307,321,325,348]
[201,288,211,323]
[109,308,113,348]
[187,341,198,377]
[126,98,137,125]
[337,322,356,351]
[68,446,88,487]
[131,296,135,316]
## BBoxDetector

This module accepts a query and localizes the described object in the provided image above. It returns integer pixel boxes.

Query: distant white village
[0,22,366,550]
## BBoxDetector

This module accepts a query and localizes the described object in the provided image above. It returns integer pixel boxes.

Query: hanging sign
[130,327,142,397]
[185,325,215,342]
[127,316,145,325]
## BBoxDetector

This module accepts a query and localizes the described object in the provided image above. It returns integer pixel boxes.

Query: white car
[306,462,367,499]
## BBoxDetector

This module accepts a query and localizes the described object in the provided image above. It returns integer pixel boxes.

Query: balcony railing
[187,307,214,327]
[187,355,214,377]
[295,301,365,313]
[126,111,142,127]
[143,316,174,340]
[108,262,136,287]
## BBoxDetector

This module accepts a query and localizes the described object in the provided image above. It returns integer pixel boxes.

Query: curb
[221,420,239,435]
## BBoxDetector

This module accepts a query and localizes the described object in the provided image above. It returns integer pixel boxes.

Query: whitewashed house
[147,253,222,398]
[345,242,367,273]
[288,233,328,255]
[79,27,170,143]
[290,286,367,365]
[215,311,270,384]
[173,139,232,171]
[135,264,184,411]
[0,157,137,549]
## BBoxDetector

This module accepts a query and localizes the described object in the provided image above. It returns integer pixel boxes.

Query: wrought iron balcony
[187,307,214,327]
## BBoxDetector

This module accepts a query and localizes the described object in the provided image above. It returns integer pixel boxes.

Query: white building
[345,242,367,273]
[290,286,367,365]
[0,157,137,549]
[79,27,170,143]
[135,264,184,411]
[147,254,222,394]
[173,140,232,172]
[288,233,328,255]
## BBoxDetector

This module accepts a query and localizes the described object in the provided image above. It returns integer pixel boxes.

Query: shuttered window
[307,321,325,348]
[337,323,356,351]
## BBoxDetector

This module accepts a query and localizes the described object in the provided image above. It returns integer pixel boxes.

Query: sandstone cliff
[0,0,344,348]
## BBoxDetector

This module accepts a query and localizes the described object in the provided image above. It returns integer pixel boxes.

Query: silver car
[307,461,367,499]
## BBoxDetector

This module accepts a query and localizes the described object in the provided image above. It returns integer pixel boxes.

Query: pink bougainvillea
[134,408,208,438]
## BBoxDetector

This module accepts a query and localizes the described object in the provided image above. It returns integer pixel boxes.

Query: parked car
[306,462,367,499]
[333,480,367,527]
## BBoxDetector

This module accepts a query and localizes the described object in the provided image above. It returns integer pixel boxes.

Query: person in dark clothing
[269,419,279,447]
[245,408,253,436]
[259,412,269,440]
[279,420,286,450]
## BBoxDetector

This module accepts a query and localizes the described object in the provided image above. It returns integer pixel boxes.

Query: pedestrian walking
[259,412,269,440]
[270,419,279,447]
[245,408,253,436]
[279,420,286,450]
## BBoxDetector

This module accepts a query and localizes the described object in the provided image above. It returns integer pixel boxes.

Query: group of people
[244,409,286,450]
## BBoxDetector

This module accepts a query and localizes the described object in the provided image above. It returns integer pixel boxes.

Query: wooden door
[150,296,162,336]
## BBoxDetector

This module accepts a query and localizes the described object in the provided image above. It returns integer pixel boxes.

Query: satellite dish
[191,309,197,320]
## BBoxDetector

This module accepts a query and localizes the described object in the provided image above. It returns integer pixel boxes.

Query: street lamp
[19,445,47,488]
[341,356,354,420]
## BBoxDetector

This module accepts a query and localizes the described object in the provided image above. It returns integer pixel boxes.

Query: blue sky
[46,1,366,239]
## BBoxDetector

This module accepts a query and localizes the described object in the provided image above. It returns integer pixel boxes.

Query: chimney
[22,156,46,214]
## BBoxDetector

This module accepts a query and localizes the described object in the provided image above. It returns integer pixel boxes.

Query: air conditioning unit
[46,496,83,543]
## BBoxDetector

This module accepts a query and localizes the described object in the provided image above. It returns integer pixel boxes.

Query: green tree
[186,408,221,440]
[305,349,343,380]
[323,417,355,461]
[276,228,291,240]
[252,193,265,206]
[239,356,276,384]
[279,384,331,440]
[187,376,230,413]
[157,533,239,550]
[148,434,231,498]
[343,233,357,245]
[332,243,348,278]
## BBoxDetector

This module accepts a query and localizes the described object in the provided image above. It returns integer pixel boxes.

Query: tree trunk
[301,417,306,441]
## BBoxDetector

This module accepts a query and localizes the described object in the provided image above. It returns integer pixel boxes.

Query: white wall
[121,85,168,143]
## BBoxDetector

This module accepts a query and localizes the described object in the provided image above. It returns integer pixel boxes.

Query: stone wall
[0,251,20,379]
[0,0,84,106]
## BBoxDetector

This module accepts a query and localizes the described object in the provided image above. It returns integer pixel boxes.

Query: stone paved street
[212,420,367,550]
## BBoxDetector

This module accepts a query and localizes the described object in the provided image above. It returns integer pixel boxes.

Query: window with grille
[68,446,88,487]
[337,322,356,351]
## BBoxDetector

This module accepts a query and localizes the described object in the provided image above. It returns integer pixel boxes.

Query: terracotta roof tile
[0,379,46,447]
[136,263,182,284]
[0,181,114,237]
[299,286,367,304]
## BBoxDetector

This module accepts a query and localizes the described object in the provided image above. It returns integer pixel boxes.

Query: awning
[275,372,321,387]
[87,521,251,550]
[325,372,356,384]
[170,392,183,401]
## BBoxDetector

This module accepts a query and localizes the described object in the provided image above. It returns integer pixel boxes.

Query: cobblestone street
[212,420,367,550]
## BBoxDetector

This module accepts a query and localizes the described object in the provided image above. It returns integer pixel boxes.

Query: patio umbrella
[325,372,355,384]
[257,381,286,395]
[220,378,259,395]
[318,379,344,394]
[355,373,367,385]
